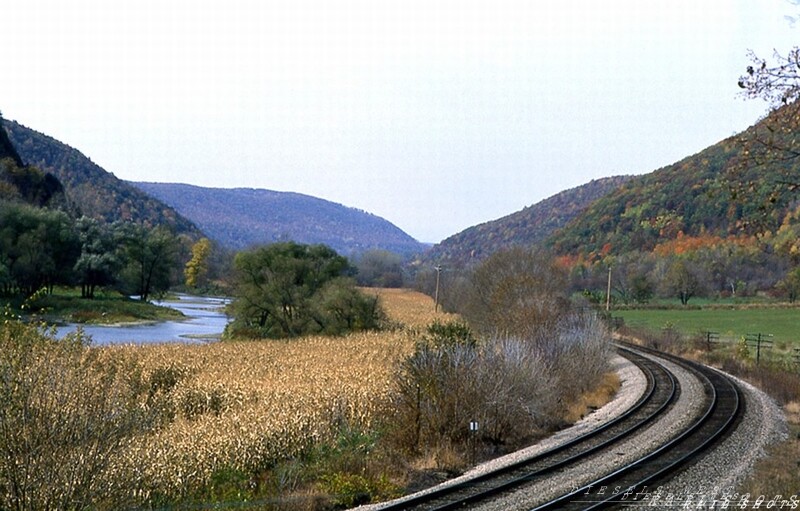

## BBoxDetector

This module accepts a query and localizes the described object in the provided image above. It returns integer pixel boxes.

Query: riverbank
[55,294,231,345]
[7,288,184,325]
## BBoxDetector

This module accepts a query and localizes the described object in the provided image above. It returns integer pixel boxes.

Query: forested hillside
[549,119,800,260]
[4,120,201,237]
[132,182,426,256]
[1,114,190,301]
[418,176,632,267]
[1,114,68,209]
[418,106,800,305]
[422,107,800,269]
[0,114,23,167]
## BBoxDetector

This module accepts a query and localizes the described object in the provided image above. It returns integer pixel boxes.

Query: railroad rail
[373,343,742,511]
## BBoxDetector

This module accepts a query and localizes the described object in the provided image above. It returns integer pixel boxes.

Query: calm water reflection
[58,294,231,346]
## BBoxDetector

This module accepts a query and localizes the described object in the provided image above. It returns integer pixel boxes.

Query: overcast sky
[1,1,798,243]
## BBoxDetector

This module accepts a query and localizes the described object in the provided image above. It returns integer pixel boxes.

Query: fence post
[745,333,773,365]
[757,333,762,365]
[705,331,719,351]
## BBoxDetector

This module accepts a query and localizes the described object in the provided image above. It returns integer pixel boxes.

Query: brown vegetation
[1,287,618,509]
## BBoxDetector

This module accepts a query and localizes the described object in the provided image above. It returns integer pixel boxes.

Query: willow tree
[229,242,383,338]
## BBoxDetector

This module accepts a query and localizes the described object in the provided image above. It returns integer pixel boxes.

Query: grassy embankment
[613,300,800,497]
[7,287,183,324]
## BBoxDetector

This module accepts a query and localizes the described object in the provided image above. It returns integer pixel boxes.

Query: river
[57,294,231,346]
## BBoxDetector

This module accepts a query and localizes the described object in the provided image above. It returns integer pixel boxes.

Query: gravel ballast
[359,349,789,510]
[655,372,788,508]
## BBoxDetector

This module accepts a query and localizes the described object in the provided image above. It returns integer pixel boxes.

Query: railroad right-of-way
[361,342,786,510]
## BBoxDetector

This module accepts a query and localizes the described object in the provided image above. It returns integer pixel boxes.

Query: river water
[57,294,231,346]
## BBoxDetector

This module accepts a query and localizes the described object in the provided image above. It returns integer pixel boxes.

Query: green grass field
[614,306,800,345]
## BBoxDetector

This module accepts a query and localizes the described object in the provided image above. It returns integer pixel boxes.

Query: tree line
[0,201,187,302]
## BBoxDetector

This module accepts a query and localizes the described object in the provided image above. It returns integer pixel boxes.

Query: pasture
[615,305,800,345]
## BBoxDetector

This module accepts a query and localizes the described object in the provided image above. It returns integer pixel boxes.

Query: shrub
[416,319,477,350]
[0,317,163,510]
[319,472,400,508]
[389,311,611,458]
[311,278,386,335]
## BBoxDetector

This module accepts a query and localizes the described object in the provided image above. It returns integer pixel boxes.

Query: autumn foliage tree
[184,237,212,289]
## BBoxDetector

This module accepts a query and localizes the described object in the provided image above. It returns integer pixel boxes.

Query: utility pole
[606,266,612,312]
[434,265,442,312]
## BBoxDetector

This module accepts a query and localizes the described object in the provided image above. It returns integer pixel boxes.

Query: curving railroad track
[370,343,743,510]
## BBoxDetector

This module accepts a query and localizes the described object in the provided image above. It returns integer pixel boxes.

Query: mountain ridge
[4,120,203,237]
[417,175,633,267]
[4,119,423,257]
[547,120,800,259]
[131,181,426,257]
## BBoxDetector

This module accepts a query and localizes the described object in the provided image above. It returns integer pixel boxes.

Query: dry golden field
[104,288,457,499]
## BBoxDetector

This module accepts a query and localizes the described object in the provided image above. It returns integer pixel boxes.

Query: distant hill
[131,182,426,257]
[4,120,202,237]
[418,176,633,267]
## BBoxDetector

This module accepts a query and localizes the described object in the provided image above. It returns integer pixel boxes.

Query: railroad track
[373,343,742,511]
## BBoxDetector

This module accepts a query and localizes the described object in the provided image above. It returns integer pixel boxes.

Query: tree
[739,47,800,111]
[184,237,212,289]
[663,258,701,305]
[604,252,655,305]
[229,242,381,338]
[778,266,800,302]
[0,202,79,296]
[354,250,404,288]
[460,247,570,338]
[74,217,120,298]
[736,48,800,186]
[118,224,179,302]
[233,242,347,335]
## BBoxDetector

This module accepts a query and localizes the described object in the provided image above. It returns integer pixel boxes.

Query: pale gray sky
[1,1,797,242]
